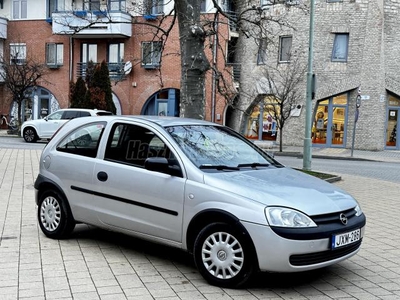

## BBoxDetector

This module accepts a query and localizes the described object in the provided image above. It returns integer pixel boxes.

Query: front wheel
[23,127,38,143]
[37,190,75,239]
[193,223,256,288]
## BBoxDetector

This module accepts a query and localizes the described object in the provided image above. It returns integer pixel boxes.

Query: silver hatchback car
[35,116,366,288]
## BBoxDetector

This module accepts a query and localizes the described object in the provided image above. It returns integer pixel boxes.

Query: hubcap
[40,196,61,232]
[201,231,244,279]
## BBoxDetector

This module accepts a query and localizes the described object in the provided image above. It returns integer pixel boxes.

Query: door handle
[97,171,108,182]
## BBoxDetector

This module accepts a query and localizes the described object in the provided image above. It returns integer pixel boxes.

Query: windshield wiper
[237,163,270,169]
[199,164,240,171]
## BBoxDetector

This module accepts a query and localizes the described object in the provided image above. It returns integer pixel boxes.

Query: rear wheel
[37,190,75,239]
[23,127,38,143]
[193,223,256,288]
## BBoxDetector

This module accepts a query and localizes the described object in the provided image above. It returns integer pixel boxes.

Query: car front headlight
[354,204,363,217]
[265,207,317,228]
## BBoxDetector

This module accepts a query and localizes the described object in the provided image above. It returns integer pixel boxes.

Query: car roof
[60,115,220,129]
[55,108,111,113]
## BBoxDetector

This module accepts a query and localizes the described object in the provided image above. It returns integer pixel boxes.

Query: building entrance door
[312,94,348,147]
[386,109,398,149]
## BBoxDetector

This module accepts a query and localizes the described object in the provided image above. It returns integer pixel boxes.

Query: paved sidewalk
[1,148,400,300]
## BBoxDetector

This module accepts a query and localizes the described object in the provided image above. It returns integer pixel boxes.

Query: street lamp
[303,0,316,171]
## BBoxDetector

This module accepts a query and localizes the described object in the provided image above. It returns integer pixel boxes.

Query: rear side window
[62,110,78,119]
[56,122,106,158]
[79,111,91,117]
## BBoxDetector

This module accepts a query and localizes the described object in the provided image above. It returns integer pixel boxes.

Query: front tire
[37,190,75,239]
[23,127,38,143]
[193,223,256,288]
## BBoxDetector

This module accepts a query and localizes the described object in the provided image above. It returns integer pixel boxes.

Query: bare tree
[52,0,306,121]
[259,54,307,151]
[0,54,48,131]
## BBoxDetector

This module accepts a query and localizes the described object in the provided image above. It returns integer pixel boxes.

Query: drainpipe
[69,36,74,107]
[211,14,218,123]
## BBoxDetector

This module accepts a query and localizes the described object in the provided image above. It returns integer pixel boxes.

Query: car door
[92,122,186,242]
[40,110,65,138]
[49,121,107,224]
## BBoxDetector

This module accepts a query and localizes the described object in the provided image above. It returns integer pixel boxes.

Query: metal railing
[76,62,126,80]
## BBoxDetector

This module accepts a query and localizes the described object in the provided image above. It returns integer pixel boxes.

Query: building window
[110,0,126,11]
[200,0,206,12]
[108,43,125,76]
[46,43,64,68]
[142,41,162,68]
[261,0,273,7]
[331,33,349,62]
[257,39,267,65]
[144,0,164,15]
[10,43,26,65]
[84,0,101,11]
[12,0,27,19]
[279,36,292,63]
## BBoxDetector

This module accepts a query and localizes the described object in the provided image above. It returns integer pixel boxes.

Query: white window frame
[10,43,26,65]
[331,33,349,62]
[279,36,292,63]
[46,43,64,68]
[12,0,27,19]
[142,41,162,68]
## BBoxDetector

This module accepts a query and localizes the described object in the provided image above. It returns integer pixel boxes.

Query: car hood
[22,119,47,127]
[203,167,356,216]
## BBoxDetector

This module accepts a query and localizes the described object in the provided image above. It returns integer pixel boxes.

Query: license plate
[332,229,361,249]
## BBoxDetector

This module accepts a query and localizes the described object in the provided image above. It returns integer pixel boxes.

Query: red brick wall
[1,16,234,124]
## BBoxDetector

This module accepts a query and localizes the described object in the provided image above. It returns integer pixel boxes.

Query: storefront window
[386,94,399,147]
[312,94,348,147]
[245,96,278,141]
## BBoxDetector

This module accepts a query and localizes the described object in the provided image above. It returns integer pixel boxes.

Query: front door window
[313,94,348,147]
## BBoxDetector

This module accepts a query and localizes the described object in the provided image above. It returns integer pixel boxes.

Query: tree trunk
[175,0,210,119]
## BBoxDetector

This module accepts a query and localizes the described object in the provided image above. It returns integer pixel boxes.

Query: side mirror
[144,157,182,176]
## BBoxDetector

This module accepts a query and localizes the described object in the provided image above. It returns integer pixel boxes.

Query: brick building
[0,0,233,128]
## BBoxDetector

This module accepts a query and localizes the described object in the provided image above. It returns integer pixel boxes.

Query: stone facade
[238,0,400,150]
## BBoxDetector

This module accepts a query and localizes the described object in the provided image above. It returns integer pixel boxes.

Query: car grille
[289,239,362,266]
[311,208,356,225]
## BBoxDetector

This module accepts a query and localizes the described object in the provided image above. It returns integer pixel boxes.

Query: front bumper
[242,219,366,273]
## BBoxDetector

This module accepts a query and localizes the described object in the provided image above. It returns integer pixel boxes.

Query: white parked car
[21,108,113,143]
[34,116,366,288]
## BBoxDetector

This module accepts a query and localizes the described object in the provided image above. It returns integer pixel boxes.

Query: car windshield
[166,125,279,169]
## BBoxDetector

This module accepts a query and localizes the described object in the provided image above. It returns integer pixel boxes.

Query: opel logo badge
[339,213,348,225]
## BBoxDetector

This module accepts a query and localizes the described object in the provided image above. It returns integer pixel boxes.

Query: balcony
[76,62,128,80]
[52,11,132,38]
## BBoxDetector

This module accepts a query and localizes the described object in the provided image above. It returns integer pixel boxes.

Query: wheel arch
[186,209,257,261]
[34,175,75,221]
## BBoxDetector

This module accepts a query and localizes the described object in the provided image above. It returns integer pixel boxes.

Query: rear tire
[37,189,75,239]
[193,222,256,288]
[23,127,38,143]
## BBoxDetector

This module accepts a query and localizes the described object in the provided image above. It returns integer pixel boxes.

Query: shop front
[386,94,399,149]
[312,93,348,147]
[244,97,278,142]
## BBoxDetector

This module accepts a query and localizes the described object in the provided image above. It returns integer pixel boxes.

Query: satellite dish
[123,61,132,75]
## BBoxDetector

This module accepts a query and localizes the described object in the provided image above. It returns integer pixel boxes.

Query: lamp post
[303,0,316,171]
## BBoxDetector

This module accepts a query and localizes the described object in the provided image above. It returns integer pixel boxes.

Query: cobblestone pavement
[1,148,400,300]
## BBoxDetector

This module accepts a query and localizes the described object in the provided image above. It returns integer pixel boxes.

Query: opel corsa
[35,116,366,288]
